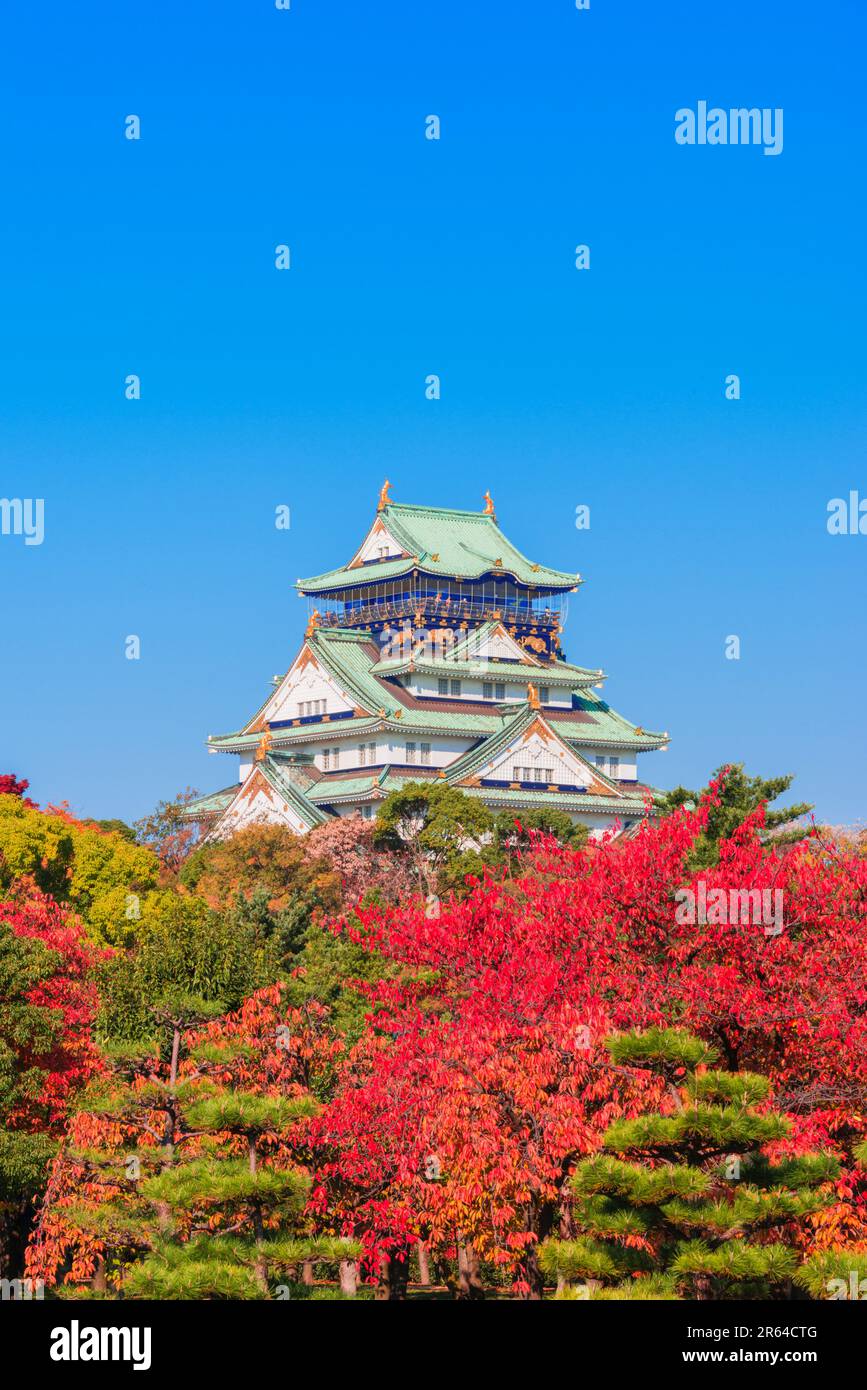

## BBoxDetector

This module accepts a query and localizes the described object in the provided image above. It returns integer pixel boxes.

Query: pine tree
[28,986,358,1299]
[540,1029,839,1300]
[661,763,813,866]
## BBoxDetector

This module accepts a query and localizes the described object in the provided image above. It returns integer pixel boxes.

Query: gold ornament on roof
[377,479,392,511]
[483,490,495,516]
[527,682,541,711]
[254,730,272,763]
[305,609,321,638]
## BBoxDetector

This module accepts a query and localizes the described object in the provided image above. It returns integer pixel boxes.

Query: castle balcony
[311,592,567,634]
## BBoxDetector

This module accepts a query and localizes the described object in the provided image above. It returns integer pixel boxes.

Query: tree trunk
[457,1241,485,1300]
[339,1259,358,1297]
[522,1248,545,1301]
[301,1260,315,1287]
[416,1240,431,1286]
[376,1251,409,1300]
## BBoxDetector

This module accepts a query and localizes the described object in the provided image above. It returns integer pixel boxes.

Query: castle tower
[182,487,668,840]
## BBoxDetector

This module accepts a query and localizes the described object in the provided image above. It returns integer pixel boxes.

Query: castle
[182,484,668,840]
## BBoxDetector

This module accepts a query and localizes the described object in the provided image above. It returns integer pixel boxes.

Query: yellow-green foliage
[0,794,158,946]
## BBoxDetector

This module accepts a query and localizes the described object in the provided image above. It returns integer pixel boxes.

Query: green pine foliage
[659,763,814,867]
[540,1028,839,1301]
[61,1013,359,1300]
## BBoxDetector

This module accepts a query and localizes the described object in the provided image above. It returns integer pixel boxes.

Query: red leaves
[315,791,867,1281]
[2,884,106,1129]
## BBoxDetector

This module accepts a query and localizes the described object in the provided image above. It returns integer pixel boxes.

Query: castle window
[494,682,506,701]
[609,757,619,778]
[450,680,461,697]
[513,765,553,784]
[483,681,493,699]
[361,804,373,820]
[299,699,326,719]
[438,679,449,695]
[538,686,549,704]
[359,744,367,766]
[406,741,417,764]
[420,743,431,765]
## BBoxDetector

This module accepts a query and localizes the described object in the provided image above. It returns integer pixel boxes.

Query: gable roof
[443,704,622,797]
[206,625,669,755]
[296,501,580,595]
[193,757,330,837]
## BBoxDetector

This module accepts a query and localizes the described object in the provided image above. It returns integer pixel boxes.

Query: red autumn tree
[1,884,105,1130]
[25,983,346,1295]
[314,782,867,1295]
[0,884,105,1277]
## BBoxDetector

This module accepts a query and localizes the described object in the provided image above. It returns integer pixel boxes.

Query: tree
[373,781,494,896]
[540,1028,838,1300]
[303,816,414,906]
[0,887,104,1277]
[316,779,867,1295]
[96,891,276,1045]
[0,795,159,946]
[179,822,338,914]
[0,774,35,806]
[133,789,204,875]
[660,763,813,867]
[26,985,356,1298]
[492,808,589,853]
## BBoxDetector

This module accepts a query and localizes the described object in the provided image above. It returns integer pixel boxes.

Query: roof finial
[527,681,541,710]
[305,608,321,638]
[483,489,495,517]
[254,730,272,763]
[377,478,392,512]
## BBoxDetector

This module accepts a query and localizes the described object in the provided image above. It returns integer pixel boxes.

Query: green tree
[374,782,494,896]
[540,1029,838,1300]
[492,807,589,853]
[97,892,275,1045]
[0,795,159,945]
[660,764,813,868]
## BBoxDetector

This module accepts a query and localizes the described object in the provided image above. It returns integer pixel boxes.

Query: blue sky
[1,0,864,826]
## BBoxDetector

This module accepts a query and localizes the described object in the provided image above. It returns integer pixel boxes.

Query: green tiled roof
[371,654,601,687]
[179,760,328,832]
[258,759,330,828]
[207,627,668,755]
[460,785,657,815]
[296,502,580,594]
[180,785,239,818]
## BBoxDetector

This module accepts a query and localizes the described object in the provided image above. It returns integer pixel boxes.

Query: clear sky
[1,0,864,826]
